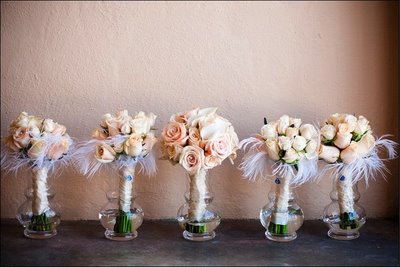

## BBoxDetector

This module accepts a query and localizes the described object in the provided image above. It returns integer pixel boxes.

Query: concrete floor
[1,219,398,266]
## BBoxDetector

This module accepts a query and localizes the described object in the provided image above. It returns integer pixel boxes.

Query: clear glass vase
[323,175,366,240]
[260,177,304,242]
[177,169,221,241]
[99,167,144,241]
[16,168,61,239]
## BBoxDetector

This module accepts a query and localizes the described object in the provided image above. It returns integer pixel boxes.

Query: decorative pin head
[275,178,280,184]
[340,175,345,181]
[126,175,133,181]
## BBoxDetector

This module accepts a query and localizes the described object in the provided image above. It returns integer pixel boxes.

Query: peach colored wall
[1,1,398,220]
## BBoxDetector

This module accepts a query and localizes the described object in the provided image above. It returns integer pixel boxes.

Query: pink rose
[179,145,205,175]
[205,134,232,161]
[162,121,188,145]
[204,155,222,169]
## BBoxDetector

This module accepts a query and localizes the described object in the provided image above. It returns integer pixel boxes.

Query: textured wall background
[1,1,398,220]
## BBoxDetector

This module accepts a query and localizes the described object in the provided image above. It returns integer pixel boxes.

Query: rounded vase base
[24,228,57,239]
[183,230,216,241]
[327,229,360,240]
[104,230,138,241]
[265,230,297,242]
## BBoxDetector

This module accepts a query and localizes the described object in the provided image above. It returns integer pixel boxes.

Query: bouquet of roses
[161,107,239,230]
[240,115,319,236]
[319,113,397,230]
[1,111,74,231]
[74,110,157,235]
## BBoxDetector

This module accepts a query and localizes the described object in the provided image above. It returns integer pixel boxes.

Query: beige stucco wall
[1,1,398,220]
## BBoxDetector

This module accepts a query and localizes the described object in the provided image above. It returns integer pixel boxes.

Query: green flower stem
[268,222,288,235]
[114,210,133,234]
[339,212,358,230]
[185,221,207,234]
[29,213,51,231]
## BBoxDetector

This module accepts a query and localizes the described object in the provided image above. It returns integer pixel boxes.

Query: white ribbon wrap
[32,167,49,215]
[188,168,207,222]
[337,168,354,214]
[271,171,292,225]
[119,166,135,213]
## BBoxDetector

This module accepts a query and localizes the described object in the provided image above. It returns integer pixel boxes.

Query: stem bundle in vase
[318,113,398,231]
[114,166,135,234]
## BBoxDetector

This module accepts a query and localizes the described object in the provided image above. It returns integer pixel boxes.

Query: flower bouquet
[1,112,74,239]
[319,113,397,240]
[240,115,319,242]
[161,107,239,241]
[74,110,157,241]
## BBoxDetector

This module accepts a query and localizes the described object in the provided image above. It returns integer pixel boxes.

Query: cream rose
[4,135,20,152]
[165,143,183,162]
[357,133,375,157]
[292,136,307,152]
[124,133,143,157]
[333,132,352,149]
[344,114,357,132]
[340,142,360,164]
[305,139,318,159]
[27,139,47,159]
[327,113,346,127]
[130,111,156,135]
[282,148,299,164]
[300,124,318,140]
[199,115,231,141]
[100,113,113,128]
[278,136,292,151]
[277,115,290,135]
[95,143,116,163]
[285,127,299,139]
[319,145,340,163]
[13,127,30,148]
[179,145,205,175]
[289,117,302,128]
[162,121,188,145]
[187,107,217,127]
[92,129,108,140]
[43,119,55,133]
[265,139,280,161]
[120,122,131,135]
[321,124,337,141]
[354,116,370,135]
[142,132,157,157]
[29,126,41,137]
[52,124,67,135]
[47,138,70,160]
[261,124,277,139]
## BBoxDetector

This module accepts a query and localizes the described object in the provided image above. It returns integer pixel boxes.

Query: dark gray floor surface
[1,219,399,266]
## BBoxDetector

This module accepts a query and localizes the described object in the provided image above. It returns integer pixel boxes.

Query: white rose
[357,133,375,157]
[277,115,290,135]
[321,124,337,141]
[282,148,299,164]
[29,126,41,138]
[300,124,318,140]
[354,116,370,135]
[292,136,307,152]
[327,113,346,127]
[130,112,156,135]
[43,119,55,133]
[265,139,280,161]
[199,115,231,141]
[179,145,205,175]
[344,114,357,132]
[261,124,277,139]
[120,122,131,135]
[124,133,144,157]
[187,107,218,127]
[285,127,299,139]
[333,132,352,149]
[278,136,292,151]
[289,117,302,128]
[340,142,360,164]
[95,143,116,163]
[305,139,318,159]
[319,145,340,163]
[337,123,353,135]
[100,113,113,128]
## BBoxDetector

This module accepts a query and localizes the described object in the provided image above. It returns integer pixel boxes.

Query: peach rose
[204,154,222,169]
[179,145,205,175]
[164,143,183,162]
[4,135,20,152]
[95,143,116,163]
[162,121,188,145]
[92,129,108,140]
[188,127,201,147]
[47,137,70,160]
[333,132,352,149]
[13,127,31,148]
[265,139,280,161]
[124,133,143,157]
[340,142,360,164]
[205,134,232,161]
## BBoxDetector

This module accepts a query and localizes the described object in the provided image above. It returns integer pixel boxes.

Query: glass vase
[260,176,304,242]
[323,173,366,240]
[177,168,221,241]
[99,166,144,241]
[16,167,61,239]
